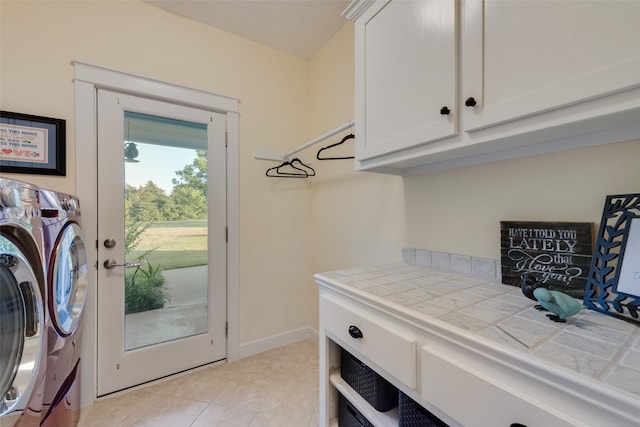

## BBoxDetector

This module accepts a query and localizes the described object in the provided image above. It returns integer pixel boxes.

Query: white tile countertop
[315,263,640,402]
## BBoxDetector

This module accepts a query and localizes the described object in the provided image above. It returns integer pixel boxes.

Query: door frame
[73,61,240,407]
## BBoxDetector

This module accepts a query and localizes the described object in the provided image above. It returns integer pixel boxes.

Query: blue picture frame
[584,193,640,323]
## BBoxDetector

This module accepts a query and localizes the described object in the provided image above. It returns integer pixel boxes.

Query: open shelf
[329,369,399,427]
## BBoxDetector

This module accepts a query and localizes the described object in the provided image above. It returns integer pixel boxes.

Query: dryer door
[0,244,45,420]
[51,222,88,336]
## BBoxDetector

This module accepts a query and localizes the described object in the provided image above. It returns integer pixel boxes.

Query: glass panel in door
[123,112,209,350]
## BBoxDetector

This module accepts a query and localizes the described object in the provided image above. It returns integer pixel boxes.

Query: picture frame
[0,110,66,176]
[584,193,640,323]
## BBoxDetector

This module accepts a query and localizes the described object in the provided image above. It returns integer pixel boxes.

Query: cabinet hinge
[225,322,228,337]
[225,226,228,243]
[225,131,228,147]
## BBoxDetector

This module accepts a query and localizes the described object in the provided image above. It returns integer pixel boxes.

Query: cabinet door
[421,346,577,427]
[462,0,640,132]
[356,0,457,161]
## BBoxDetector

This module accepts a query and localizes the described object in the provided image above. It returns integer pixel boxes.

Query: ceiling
[146,0,351,59]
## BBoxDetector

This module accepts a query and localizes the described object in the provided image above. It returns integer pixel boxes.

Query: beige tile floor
[78,340,319,427]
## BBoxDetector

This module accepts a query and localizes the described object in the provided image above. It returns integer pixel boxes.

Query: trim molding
[72,61,238,113]
[234,327,319,360]
[342,0,378,21]
[74,61,240,407]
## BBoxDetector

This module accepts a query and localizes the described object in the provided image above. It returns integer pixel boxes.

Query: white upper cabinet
[354,0,457,161]
[462,0,640,132]
[345,0,640,175]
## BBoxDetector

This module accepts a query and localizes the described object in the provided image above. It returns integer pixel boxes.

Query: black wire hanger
[265,157,315,178]
[290,158,315,176]
[316,133,355,160]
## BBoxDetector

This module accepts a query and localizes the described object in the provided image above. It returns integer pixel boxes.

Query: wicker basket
[338,394,374,427]
[398,391,448,427]
[340,348,398,412]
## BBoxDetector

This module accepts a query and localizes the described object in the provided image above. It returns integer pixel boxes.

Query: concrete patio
[125,265,208,350]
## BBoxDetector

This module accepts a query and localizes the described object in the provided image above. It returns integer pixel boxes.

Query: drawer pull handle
[348,325,363,339]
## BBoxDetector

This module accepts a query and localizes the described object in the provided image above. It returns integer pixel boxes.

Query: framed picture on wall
[0,110,66,176]
[584,193,640,323]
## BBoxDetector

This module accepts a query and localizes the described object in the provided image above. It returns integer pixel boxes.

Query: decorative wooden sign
[500,221,593,297]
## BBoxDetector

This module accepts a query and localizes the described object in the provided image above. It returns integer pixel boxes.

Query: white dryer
[0,177,47,427]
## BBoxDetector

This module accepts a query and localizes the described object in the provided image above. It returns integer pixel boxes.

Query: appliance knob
[440,106,451,115]
[63,198,78,212]
[465,97,477,107]
[0,187,19,208]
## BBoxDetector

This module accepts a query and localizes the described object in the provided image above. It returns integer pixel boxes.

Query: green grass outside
[129,249,207,270]
[128,220,207,270]
[147,220,207,228]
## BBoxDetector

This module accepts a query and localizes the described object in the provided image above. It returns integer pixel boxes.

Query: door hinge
[225,131,228,147]
[225,322,228,337]
[225,227,228,243]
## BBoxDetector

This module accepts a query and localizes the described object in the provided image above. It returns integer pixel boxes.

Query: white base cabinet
[317,282,640,427]
[420,347,574,427]
[345,0,640,175]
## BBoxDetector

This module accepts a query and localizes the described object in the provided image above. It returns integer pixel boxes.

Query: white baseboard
[233,326,319,360]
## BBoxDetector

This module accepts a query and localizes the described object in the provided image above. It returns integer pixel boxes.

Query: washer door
[0,245,45,418]
[51,222,88,336]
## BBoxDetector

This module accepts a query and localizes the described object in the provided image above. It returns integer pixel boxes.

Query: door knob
[103,238,116,248]
[103,259,145,269]
[440,106,451,115]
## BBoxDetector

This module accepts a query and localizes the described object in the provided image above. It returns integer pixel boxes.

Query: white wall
[404,140,640,259]
[0,0,316,346]
[307,23,406,327]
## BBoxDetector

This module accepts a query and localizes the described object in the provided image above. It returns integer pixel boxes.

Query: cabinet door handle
[348,325,363,339]
[465,97,477,107]
[439,106,451,115]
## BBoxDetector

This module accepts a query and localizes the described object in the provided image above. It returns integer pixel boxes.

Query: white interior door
[96,89,227,396]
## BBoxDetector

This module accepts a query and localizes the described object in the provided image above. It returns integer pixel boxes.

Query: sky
[125,143,198,194]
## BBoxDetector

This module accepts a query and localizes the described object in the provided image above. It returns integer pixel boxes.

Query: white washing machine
[0,177,47,427]
[38,189,87,427]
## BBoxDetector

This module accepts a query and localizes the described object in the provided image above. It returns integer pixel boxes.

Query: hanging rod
[254,120,354,162]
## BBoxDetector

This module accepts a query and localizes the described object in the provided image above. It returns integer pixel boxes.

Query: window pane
[123,113,208,351]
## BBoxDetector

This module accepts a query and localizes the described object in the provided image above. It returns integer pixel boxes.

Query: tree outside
[125,149,208,313]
